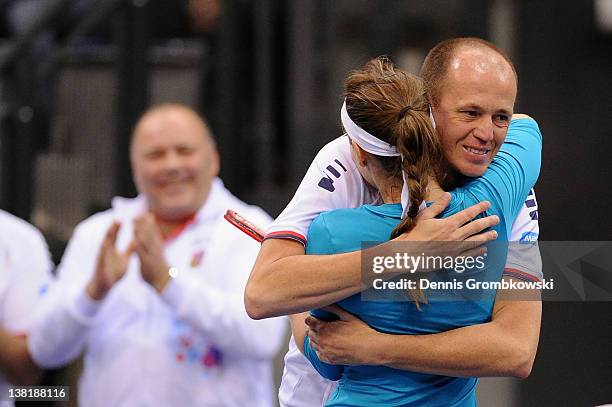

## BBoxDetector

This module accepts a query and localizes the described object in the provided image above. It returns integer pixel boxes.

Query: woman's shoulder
[313,204,401,229]
[309,206,375,236]
[307,204,401,255]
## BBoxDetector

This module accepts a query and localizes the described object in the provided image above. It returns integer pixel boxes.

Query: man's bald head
[130,104,214,157]
[420,37,517,106]
[422,38,518,178]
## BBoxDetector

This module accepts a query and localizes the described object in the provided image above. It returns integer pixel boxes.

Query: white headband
[341,99,430,219]
[340,100,400,157]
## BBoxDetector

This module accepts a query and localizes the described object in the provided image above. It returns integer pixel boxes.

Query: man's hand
[86,222,135,301]
[391,193,499,265]
[133,213,171,293]
[306,305,379,366]
[401,192,499,243]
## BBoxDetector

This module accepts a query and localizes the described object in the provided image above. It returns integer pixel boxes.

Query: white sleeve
[161,210,287,359]
[1,226,53,334]
[504,189,543,282]
[265,136,378,245]
[28,218,107,368]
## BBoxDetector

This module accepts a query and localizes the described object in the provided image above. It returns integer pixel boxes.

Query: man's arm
[158,272,287,359]
[29,221,130,368]
[306,276,541,378]
[135,214,287,359]
[245,194,500,319]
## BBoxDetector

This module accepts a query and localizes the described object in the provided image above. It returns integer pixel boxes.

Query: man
[28,104,286,406]
[245,38,541,405]
[0,209,52,406]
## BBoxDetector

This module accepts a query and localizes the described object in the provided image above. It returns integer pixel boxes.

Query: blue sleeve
[459,118,542,234]
[303,336,344,381]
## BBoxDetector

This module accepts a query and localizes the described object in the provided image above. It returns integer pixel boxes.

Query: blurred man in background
[28,104,286,406]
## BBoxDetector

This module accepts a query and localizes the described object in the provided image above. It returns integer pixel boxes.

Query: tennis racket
[224,210,265,243]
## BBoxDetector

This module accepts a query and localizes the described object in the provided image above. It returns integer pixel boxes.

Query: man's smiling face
[130,106,219,220]
[432,47,517,177]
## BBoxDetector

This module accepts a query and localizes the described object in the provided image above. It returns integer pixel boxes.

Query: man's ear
[209,147,221,177]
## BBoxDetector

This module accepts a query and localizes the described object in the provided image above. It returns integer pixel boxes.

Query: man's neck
[442,168,467,190]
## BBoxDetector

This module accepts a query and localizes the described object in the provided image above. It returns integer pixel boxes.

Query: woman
[293,57,541,406]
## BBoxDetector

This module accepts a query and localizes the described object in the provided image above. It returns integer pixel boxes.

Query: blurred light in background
[595,0,612,33]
